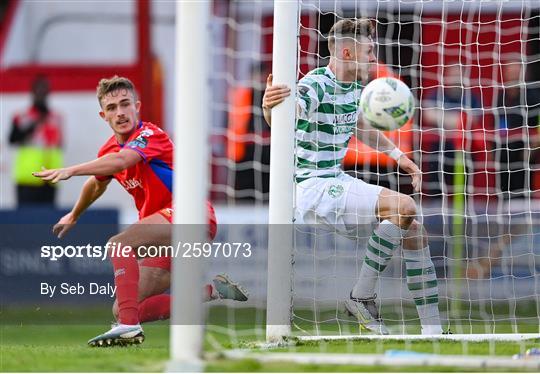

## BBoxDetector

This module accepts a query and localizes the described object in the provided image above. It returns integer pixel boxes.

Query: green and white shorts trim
[295,173,383,236]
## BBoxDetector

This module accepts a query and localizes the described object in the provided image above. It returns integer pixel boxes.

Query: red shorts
[140,201,217,271]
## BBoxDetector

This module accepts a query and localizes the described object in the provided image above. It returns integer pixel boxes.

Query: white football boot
[344,293,390,335]
[88,323,144,347]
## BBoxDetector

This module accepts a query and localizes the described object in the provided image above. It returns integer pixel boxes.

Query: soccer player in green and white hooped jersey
[263,18,443,335]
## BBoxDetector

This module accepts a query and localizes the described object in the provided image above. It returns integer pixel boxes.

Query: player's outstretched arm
[53,177,110,238]
[355,118,399,154]
[262,73,291,127]
[33,149,142,184]
[356,119,422,192]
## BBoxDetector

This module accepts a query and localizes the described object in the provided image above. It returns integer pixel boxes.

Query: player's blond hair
[96,76,137,107]
[327,18,374,54]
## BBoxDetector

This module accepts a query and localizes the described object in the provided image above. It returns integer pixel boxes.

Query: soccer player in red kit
[34,76,247,347]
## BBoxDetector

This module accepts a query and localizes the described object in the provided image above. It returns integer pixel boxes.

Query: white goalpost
[265,0,299,344]
[168,0,211,371]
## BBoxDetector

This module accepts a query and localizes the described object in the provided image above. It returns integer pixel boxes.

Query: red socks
[110,250,139,325]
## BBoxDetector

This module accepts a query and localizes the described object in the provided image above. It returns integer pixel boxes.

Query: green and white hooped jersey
[296,67,363,182]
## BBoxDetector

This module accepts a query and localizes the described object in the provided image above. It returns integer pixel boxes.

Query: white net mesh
[206,0,540,369]
[290,0,540,337]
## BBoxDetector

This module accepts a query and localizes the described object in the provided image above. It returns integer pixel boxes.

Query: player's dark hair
[96,76,137,107]
[328,18,374,54]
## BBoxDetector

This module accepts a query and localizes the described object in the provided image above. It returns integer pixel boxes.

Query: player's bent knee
[107,231,137,258]
[413,220,427,238]
[107,233,123,250]
[398,195,417,221]
[109,231,128,245]
[138,266,170,301]
[403,219,428,249]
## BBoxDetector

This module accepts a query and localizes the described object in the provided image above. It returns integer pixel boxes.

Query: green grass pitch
[1,306,538,372]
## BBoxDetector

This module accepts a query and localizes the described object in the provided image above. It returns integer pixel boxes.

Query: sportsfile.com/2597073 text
[40,241,252,261]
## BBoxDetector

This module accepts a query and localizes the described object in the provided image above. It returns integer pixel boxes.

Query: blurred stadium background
[1,0,539,371]
[1,0,539,213]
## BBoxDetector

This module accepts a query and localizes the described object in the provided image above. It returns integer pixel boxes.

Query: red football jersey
[96,121,173,219]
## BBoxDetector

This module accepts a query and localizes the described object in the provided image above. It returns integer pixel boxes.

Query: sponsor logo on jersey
[128,135,148,149]
[328,184,344,198]
[333,112,358,124]
[121,178,142,190]
[334,124,355,134]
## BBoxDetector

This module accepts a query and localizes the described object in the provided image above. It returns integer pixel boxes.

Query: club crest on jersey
[140,128,154,137]
[328,184,344,198]
[298,84,310,96]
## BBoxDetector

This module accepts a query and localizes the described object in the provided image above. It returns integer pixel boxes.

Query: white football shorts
[295,173,383,236]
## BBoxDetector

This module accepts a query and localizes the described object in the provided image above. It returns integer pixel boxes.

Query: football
[359,77,415,131]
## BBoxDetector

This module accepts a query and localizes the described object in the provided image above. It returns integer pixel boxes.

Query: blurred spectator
[9,76,63,207]
[494,62,540,200]
[227,63,271,201]
[0,2,8,22]
[422,65,481,197]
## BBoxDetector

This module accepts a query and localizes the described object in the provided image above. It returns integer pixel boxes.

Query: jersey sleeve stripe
[125,147,147,162]
[149,158,173,192]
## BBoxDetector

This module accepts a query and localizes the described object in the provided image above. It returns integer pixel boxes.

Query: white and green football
[359,77,415,131]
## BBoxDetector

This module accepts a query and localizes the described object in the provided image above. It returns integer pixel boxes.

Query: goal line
[222,350,540,370]
[297,333,540,342]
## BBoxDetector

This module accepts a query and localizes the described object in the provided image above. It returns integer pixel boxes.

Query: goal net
[290,0,540,336]
[197,0,540,370]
